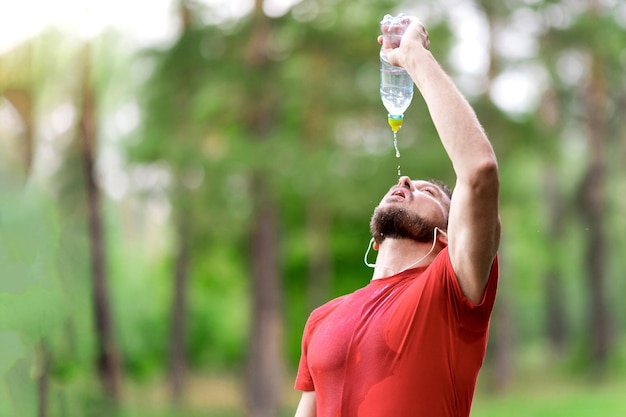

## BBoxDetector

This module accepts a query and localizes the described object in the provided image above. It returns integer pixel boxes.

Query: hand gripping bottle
[380,14,414,132]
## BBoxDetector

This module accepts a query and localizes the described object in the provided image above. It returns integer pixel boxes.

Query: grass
[120,373,626,417]
[472,375,626,417]
[38,365,626,417]
[468,339,626,416]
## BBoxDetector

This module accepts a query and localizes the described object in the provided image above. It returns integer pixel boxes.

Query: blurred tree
[167,0,194,402]
[574,8,612,374]
[78,45,123,401]
[129,0,240,403]
[2,41,73,417]
[242,3,284,417]
[542,165,569,355]
[0,43,34,181]
[475,0,625,382]
[478,0,518,390]
[537,0,625,375]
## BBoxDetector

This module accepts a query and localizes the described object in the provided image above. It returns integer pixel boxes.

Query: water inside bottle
[380,82,413,116]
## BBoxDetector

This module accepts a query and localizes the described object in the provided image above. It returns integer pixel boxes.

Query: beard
[370,205,440,245]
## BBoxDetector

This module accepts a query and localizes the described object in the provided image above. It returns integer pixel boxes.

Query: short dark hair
[425,178,452,228]
[425,178,452,200]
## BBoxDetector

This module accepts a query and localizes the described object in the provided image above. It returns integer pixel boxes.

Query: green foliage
[0,185,82,415]
[188,244,249,369]
[2,0,626,414]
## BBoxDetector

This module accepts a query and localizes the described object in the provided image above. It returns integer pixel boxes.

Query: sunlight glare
[490,64,547,116]
[0,0,176,53]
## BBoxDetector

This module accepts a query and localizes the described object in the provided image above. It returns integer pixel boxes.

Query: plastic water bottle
[380,14,413,132]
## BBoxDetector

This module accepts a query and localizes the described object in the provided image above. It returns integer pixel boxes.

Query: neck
[371,238,441,280]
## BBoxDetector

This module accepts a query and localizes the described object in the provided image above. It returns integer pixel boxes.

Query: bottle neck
[380,48,390,63]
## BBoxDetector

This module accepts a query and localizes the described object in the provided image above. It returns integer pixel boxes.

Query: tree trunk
[489,296,514,391]
[482,8,514,391]
[79,45,122,401]
[169,214,190,403]
[542,167,569,355]
[306,203,332,311]
[247,176,282,417]
[168,0,193,404]
[303,50,332,311]
[544,268,568,353]
[484,247,514,392]
[576,27,612,375]
[244,2,283,417]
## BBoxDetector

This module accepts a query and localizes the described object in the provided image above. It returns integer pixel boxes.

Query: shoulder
[425,247,499,307]
[305,295,348,327]
[300,294,349,346]
[425,246,455,277]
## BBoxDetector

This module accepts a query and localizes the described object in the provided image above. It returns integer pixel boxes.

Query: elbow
[468,158,499,194]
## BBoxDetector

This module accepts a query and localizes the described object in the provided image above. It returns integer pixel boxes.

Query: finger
[405,18,430,50]
[404,17,423,32]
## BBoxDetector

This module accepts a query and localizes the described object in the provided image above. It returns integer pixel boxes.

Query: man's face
[370,177,451,245]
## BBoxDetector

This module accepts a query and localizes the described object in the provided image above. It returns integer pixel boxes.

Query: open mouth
[389,188,408,199]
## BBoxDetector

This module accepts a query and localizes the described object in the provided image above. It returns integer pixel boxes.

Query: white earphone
[364,227,446,270]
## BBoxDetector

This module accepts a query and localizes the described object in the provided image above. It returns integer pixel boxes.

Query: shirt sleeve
[294,314,315,391]
[438,247,499,332]
[294,296,347,391]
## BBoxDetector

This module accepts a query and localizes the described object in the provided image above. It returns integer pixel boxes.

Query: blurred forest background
[1,0,625,416]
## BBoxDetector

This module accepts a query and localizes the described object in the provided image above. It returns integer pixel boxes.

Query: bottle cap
[387,114,404,132]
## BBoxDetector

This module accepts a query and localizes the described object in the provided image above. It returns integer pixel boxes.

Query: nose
[398,176,414,190]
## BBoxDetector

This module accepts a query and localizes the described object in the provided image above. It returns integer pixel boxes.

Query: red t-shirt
[295,247,499,417]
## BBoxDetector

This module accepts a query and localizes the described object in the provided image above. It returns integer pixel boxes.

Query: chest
[307,281,415,375]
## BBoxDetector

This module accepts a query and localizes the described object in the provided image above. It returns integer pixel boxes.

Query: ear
[373,241,380,251]
[437,229,448,246]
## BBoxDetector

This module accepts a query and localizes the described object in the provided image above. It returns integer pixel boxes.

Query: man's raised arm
[381,19,501,304]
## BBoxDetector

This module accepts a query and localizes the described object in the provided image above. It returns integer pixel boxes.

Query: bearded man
[293,16,501,417]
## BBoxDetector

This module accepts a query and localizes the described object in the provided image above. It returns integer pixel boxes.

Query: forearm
[295,391,316,417]
[405,49,498,183]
